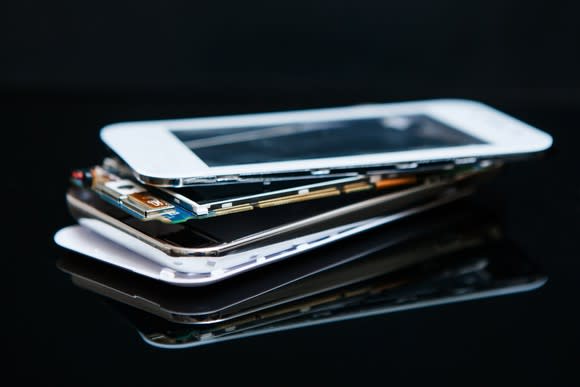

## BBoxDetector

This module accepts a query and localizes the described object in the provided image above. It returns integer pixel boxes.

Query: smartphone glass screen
[101,100,552,185]
[171,114,486,166]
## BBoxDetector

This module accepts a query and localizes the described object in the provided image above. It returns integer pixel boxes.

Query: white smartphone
[100,99,552,186]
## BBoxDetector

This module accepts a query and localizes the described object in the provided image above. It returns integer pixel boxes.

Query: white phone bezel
[101,99,552,186]
[55,187,470,285]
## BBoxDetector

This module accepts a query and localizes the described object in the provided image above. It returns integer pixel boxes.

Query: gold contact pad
[212,188,342,216]
[212,178,414,216]
[342,182,373,194]
[256,188,341,208]
[212,204,254,216]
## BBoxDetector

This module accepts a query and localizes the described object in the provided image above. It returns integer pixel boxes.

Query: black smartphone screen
[171,114,486,167]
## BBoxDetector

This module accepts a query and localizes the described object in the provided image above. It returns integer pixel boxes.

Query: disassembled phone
[57,162,496,281]
[70,157,451,221]
[56,99,552,287]
[57,184,473,284]
[100,99,552,186]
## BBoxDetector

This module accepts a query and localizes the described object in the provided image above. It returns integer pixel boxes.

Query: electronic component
[99,179,145,200]
[124,192,174,218]
[255,188,341,208]
[70,169,93,188]
[375,176,417,190]
[77,159,498,225]
[87,171,176,220]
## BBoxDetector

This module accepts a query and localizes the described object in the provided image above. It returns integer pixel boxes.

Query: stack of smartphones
[54,99,551,345]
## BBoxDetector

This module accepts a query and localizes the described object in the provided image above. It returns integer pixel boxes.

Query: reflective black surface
[12,98,575,385]
[6,0,580,383]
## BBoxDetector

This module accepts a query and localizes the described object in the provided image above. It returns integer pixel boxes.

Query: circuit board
[70,161,494,224]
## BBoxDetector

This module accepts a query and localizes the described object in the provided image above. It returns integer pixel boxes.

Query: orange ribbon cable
[374,176,418,190]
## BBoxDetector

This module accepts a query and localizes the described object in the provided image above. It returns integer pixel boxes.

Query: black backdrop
[3,0,579,99]
[3,1,579,385]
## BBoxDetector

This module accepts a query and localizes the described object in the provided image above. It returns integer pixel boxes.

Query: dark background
[3,1,579,385]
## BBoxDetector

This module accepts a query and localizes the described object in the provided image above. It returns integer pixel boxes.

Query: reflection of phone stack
[55,100,552,286]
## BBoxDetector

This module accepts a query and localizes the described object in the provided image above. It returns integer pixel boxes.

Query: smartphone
[57,201,506,324]
[57,166,489,280]
[100,99,552,186]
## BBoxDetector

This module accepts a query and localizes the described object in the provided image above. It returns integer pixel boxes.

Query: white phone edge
[100,99,553,185]
[54,188,471,286]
